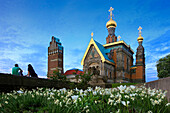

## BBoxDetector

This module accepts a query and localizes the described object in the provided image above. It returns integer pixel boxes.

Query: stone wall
[145,77,170,101]
[0,73,76,93]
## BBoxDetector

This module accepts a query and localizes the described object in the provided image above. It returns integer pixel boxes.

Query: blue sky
[0,0,169,82]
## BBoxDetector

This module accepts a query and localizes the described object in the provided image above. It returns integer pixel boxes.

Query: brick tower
[135,26,145,82]
[48,36,64,78]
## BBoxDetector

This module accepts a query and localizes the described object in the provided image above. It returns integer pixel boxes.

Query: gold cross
[138,26,142,34]
[91,32,94,38]
[118,35,121,41]
[108,7,114,19]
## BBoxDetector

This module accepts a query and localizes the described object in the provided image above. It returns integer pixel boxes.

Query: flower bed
[0,85,169,113]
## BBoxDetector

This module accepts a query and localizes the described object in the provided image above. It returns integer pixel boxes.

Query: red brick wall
[136,66,143,79]
[47,37,64,78]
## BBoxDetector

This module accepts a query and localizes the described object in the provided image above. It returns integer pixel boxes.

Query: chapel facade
[81,7,145,83]
[48,36,64,78]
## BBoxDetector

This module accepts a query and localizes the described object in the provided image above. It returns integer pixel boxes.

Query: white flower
[125,95,129,99]
[36,92,39,95]
[47,97,50,100]
[116,109,120,113]
[158,99,162,103]
[74,88,79,92]
[116,98,121,103]
[32,95,34,98]
[93,91,97,95]
[84,105,88,109]
[0,103,2,107]
[95,86,101,91]
[59,102,62,107]
[130,85,136,89]
[79,89,84,95]
[87,87,92,92]
[108,99,114,105]
[86,109,89,113]
[121,101,130,107]
[121,101,126,106]
[17,90,23,94]
[118,85,126,91]
[54,99,59,104]
[78,98,81,101]
[60,88,66,94]
[50,92,54,95]
[147,110,153,113]
[5,101,8,104]
[166,103,170,107]
[71,95,79,101]
[66,99,71,105]
[110,94,114,98]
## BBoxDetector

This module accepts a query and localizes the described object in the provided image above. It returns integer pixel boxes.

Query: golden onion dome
[106,18,117,28]
[137,36,143,42]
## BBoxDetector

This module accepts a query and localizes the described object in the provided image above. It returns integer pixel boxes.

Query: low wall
[145,77,170,101]
[0,73,75,92]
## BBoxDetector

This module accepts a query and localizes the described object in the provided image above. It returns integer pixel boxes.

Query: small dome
[64,68,84,75]
[137,36,144,42]
[106,19,117,28]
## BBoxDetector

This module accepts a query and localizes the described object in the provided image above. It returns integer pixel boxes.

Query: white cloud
[146,62,157,71]
[0,47,37,62]
[155,46,169,52]
[64,48,84,72]
[157,52,170,59]
[147,75,158,79]
[38,75,47,79]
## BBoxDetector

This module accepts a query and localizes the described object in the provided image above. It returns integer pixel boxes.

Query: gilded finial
[138,26,142,36]
[108,7,114,20]
[118,35,121,41]
[137,26,144,42]
[91,32,94,38]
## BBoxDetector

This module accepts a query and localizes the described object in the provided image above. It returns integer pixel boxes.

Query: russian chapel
[81,7,145,83]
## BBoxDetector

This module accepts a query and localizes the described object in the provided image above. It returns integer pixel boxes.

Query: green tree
[47,68,66,82]
[156,54,170,78]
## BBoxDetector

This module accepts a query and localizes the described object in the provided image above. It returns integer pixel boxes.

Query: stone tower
[135,26,145,82]
[48,36,64,78]
[106,7,117,43]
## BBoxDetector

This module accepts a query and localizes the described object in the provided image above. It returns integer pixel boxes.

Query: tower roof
[106,19,117,28]
[103,40,134,54]
[51,36,63,50]
[81,37,115,66]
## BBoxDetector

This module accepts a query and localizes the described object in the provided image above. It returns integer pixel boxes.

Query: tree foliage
[156,54,170,78]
